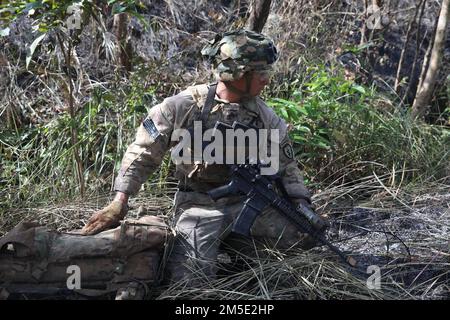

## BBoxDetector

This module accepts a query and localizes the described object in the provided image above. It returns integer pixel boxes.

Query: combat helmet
[201,29,278,82]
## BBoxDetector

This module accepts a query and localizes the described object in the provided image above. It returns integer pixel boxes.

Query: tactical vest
[174,84,267,192]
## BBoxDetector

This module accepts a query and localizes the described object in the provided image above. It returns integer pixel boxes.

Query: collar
[213,95,260,114]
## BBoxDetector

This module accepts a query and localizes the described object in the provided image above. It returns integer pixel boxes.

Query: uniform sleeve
[114,102,174,195]
[272,117,312,204]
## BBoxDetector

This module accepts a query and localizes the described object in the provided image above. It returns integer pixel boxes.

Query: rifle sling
[200,82,218,125]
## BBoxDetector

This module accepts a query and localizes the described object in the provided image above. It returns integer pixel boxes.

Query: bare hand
[81,200,127,235]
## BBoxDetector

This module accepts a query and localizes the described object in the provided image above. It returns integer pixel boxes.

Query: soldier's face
[248,70,272,96]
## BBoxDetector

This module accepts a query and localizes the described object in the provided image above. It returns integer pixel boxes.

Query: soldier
[81,29,321,285]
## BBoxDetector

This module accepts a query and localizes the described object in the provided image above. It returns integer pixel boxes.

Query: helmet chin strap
[223,72,253,100]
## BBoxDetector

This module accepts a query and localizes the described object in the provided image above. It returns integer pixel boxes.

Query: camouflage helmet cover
[201,29,279,81]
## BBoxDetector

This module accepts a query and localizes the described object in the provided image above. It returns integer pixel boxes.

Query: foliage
[269,64,450,187]
[0,0,152,202]
[0,70,167,211]
[0,1,145,68]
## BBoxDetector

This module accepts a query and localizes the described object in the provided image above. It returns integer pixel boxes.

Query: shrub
[268,64,450,188]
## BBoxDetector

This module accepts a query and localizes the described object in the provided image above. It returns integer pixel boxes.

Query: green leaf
[297,107,308,116]
[112,4,127,14]
[0,7,15,14]
[26,33,46,69]
[315,141,330,149]
[279,108,288,119]
[352,85,366,95]
[292,134,307,142]
[295,125,311,134]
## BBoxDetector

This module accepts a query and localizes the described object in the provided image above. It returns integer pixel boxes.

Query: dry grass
[0,182,176,236]
[0,166,448,300]
[153,167,449,300]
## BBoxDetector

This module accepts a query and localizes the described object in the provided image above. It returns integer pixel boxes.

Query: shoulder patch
[143,118,161,140]
[282,143,294,159]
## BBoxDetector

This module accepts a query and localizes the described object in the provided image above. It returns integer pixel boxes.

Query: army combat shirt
[114,84,311,202]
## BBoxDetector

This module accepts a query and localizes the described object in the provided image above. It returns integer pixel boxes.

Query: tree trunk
[411,0,449,119]
[55,31,85,197]
[394,0,424,93]
[113,12,132,72]
[246,0,272,33]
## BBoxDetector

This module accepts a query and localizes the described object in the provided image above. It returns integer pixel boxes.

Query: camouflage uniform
[114,30,315,284]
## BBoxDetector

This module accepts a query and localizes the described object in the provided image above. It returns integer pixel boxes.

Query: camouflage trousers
[164,191,317,285]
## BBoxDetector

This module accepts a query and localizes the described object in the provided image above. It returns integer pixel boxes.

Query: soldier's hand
[81,200,128,235]
[294,198,330,231]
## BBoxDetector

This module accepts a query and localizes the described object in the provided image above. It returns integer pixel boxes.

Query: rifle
[209,163,357,267]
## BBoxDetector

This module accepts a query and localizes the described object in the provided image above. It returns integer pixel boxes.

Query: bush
[268,64,450,188]
[0,70,165,210]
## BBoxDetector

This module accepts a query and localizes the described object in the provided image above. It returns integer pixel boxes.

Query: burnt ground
[324,196,449,299]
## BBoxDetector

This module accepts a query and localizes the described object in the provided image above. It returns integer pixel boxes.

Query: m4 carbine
[208,163,357,267]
